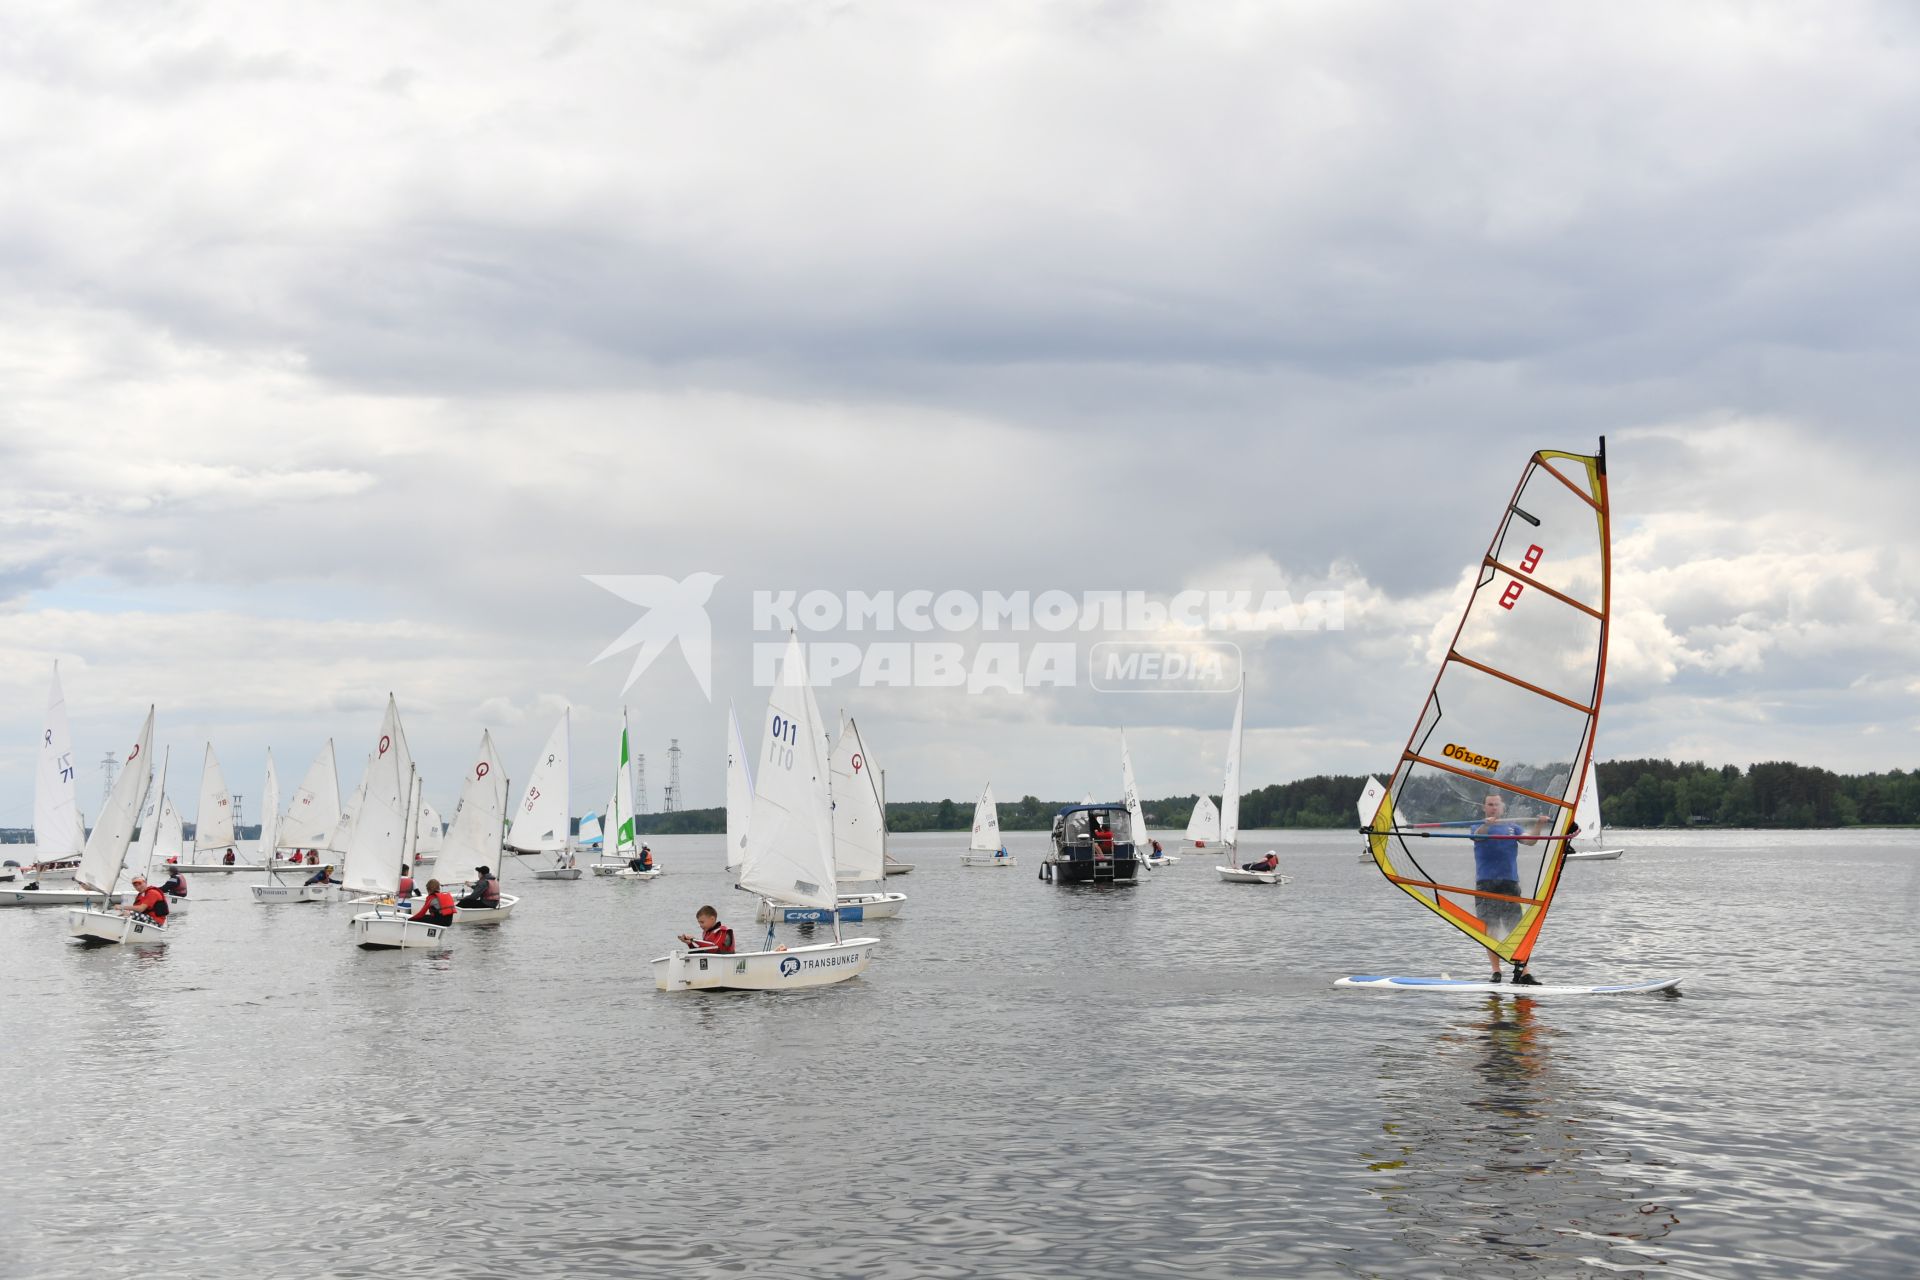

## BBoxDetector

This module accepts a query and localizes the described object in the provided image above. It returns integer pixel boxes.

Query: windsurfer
[1472,793,1545,984]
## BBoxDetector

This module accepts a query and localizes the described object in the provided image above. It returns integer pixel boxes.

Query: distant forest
[5,759,1910,845]
[624,758,1920,834]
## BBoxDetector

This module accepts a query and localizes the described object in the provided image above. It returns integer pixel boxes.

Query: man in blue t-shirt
[1470,793,1543,985]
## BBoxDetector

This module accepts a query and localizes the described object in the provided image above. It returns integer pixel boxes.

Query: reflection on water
[2,830,1916,1278]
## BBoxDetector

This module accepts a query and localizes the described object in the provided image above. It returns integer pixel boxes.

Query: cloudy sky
[3,1,1918,825]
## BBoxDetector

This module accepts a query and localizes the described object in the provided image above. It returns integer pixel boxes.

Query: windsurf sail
[1360,440,1611,967]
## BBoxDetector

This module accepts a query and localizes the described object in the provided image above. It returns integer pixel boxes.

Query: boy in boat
[628,844,655,873]
[304,864,336,886]
[396,864,415,900]
[410,879,457,926]
[677,906,734,954]
[119,875,169,925]
[222,849,236,865]
[159,867,187,899]
[1240,851,1281,873]
[457,865,500,909]
[1472,793,1546,985]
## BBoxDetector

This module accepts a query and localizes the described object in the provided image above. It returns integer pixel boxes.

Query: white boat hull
[1336,973,1683,996]
[169,862,250,874]
[612,868,661,880]
[251,883,330,903]
[2,888,117,908]
[26,865,78,882]
[882,862,913,876]
[651,937,878,992]
[757,892,905,923]
[1216,866,1292,884]
[351,911,453,949]
[589,863,623,876]
[960,854,1017,868]
[163,896,189,917]
[67,908,169,945]
[531,868,583,881]
[1565,848,1625,861]
[453,894,519,926]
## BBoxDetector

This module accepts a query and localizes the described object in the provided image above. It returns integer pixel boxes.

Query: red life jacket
[480,876,500,905]
[133,886,169,921]
[699,923,734,954]
[426,891,456,916]
[397,876,415,898]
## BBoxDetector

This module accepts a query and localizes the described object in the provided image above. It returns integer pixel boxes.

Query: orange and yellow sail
[1362,441,1611,964]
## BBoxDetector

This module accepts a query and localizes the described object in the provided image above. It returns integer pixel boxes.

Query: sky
[3,0,1919,825]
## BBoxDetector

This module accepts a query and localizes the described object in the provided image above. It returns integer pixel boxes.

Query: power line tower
[634,753,649,815]
[233,794,246,835]
[100,751,119,807]
[663,739,683,812]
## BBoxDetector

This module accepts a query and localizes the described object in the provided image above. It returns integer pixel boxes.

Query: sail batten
[1368,441,1611,967]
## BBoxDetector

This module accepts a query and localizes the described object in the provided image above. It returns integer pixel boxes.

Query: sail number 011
[767,714,800,770]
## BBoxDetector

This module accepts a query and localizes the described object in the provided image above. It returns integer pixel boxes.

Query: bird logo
[585,573,722,698]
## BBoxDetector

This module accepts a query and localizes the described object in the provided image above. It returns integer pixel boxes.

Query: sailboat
[575,811,603,849]
[759,715,906,919]
[438,731,519,923]
[174,744,245,872]
[413,798,444,866]
[605,710,657,879]
[1123,731,1171,867]
[1565,760,1625,860]
[1339,439,1678,995]
[28,662,84,882]
[1212,689,1281,883]
[272,740,340,869]
[960,782,1014,867]
[1183,795,1220,853]
[4,666,98,906]
[653,633,878,991]
[253,749,327,903]
[66,710,161,944]
[347,696,449,949]
[507,710,577,879]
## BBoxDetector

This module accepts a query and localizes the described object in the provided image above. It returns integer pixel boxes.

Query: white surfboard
[1335,974,1682,996]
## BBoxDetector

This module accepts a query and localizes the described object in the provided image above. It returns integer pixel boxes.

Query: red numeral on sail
[1498,581,1524,610]
[1520,544,1544,573]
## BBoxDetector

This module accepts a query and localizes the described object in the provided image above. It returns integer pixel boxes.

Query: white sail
[279,740,341,849]
[830,718,887,883]
[1220,687,1244,850]
[1185,794,1221,843]
[34,662,83,859]
[76,709,154,895]
[1081,791,1094,805]
[611,709,638,856]
[442,731,506,868]
[193,743,236,854]
[259,750,281,862]
[155,791,184,864]
[331,758,370,855]
[737,633,837,910]
[970,783,1003,852]
[415,799,444,855]
[508,710,571,853]
[1575,759,1603,841]
[725,700,753,875]
[127,747,171,890]
[342,699,410,897]
[1120,732,1149,852]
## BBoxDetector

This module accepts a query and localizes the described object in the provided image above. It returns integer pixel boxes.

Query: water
[3,828,1917,1278]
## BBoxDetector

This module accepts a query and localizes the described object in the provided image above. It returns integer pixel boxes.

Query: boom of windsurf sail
[1360,440,1611,966]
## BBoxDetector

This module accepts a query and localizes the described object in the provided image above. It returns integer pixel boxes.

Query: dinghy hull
[960,854,1017,868]
[531,868,583,881]
[67,908,169,945]
[251,883,330,903]
[756,892,905,924]
[882,862,913,876]
[350,912,452,949]
[1335,974,1681,996]
[1216,866,1291,885]
[2,888,116,908]
[611,868,661,880]
[651,938,878,992]
[1565,848,1625,861]
[451,894,519,926]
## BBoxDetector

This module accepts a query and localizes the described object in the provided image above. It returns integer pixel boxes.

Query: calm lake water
[3,827,1917,1278]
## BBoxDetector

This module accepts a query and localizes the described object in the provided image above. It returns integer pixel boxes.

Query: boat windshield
[1058,808,1135,848]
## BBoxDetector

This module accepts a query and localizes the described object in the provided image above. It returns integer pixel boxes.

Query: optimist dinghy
[960,783,1014,868]
[653,633,876,992]
[66,710,163,945]
[344,697,450,950]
